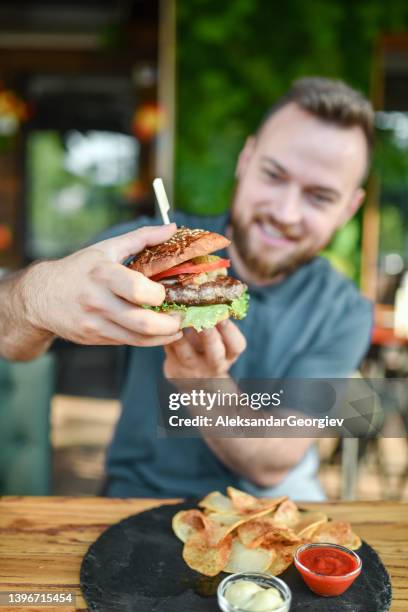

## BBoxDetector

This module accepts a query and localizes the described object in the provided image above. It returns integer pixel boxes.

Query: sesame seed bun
[128,227,230,278]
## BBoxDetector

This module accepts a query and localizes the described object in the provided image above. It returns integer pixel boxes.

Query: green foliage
[373,126,408,187]
[379,204,406,254]
[373,125,408,257]
[321,218,361,279]
[176,0,408,282]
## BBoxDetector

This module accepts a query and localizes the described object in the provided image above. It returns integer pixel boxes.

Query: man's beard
[230,216,316,280]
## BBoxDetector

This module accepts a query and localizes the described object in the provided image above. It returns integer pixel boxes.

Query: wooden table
[0,497,406,611]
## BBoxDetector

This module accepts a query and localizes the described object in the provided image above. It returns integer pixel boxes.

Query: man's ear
[235,136,256,179]
[339,188,365,226]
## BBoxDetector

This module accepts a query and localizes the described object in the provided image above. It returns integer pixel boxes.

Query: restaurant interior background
[1,0,408,500]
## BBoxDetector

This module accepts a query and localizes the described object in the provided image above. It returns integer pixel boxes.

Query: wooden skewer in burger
[126,179,249,332]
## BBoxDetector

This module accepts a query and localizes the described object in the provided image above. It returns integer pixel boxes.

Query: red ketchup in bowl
[294,543,362,596]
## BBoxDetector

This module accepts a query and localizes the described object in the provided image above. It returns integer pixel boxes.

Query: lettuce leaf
[144,291,249,332]
[229,292,249,320]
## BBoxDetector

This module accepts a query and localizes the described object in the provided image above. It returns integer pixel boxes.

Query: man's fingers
[163,344,175,357]
[100,224,178,262]
[183,328,205,353]
[121,330,183,347]
[217,319,246,361]
[199,328,226,368]
[78,316,182,347]
[108,296,182,336]
[93,261,167,307]
[80,286,182,336]
[170,334,200,368]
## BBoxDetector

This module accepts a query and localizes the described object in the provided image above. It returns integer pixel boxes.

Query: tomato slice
[151,258,230,281]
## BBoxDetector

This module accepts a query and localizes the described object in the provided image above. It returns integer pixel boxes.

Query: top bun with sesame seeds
[128,226,230,279]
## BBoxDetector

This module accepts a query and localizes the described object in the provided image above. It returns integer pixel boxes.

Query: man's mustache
[250,214,302,241]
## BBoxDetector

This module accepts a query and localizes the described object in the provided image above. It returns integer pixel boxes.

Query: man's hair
[259,76,375,161]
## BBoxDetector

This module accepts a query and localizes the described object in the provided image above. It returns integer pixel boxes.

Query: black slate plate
[80,502,392,612]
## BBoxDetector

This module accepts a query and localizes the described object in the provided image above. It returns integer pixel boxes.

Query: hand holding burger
[3,223,249,362]
[19,224,184,349]
[163,320,247,379]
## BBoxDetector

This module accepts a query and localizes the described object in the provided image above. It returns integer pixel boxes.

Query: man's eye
[261,169,282,181]
[309,192,332,205]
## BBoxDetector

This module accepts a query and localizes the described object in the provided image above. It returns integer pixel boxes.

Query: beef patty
[163,276,247,306]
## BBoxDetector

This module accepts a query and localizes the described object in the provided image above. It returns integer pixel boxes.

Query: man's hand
[18,224,183,350]
[163,319,246,378]
[163,320,313,487]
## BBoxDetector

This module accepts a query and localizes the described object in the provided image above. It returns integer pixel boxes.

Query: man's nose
[270,184,302,226]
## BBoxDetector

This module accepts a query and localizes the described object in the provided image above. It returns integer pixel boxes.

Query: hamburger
[127,227,249,331]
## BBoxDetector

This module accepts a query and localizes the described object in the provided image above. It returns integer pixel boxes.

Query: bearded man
[3,76,374,500]
[94,77,372,500]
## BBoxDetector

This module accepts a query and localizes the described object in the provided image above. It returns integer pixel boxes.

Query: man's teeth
[259,222,284,238]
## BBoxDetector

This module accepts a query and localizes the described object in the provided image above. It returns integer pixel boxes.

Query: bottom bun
[148,292,249,332]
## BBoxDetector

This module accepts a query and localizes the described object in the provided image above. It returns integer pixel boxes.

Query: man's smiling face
[229,102,368,283]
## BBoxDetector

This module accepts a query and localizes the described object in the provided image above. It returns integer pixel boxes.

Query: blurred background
[1,0,408,500]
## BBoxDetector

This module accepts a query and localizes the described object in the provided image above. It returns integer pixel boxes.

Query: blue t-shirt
[99,212,373,500]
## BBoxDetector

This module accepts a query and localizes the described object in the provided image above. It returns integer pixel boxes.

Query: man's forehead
[255,103,368,188]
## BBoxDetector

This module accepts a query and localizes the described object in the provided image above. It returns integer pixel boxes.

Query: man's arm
[0,224,184,362]
[0,267,54,361]
[204,428,313,488]
[163,323,314,487]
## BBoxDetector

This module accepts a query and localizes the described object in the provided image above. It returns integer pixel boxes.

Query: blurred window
[26,129,139,258]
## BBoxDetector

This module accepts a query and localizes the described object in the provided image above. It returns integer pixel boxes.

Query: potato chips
[172,487,361,577]
[183,530,232,576]
[224,539,274,574]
